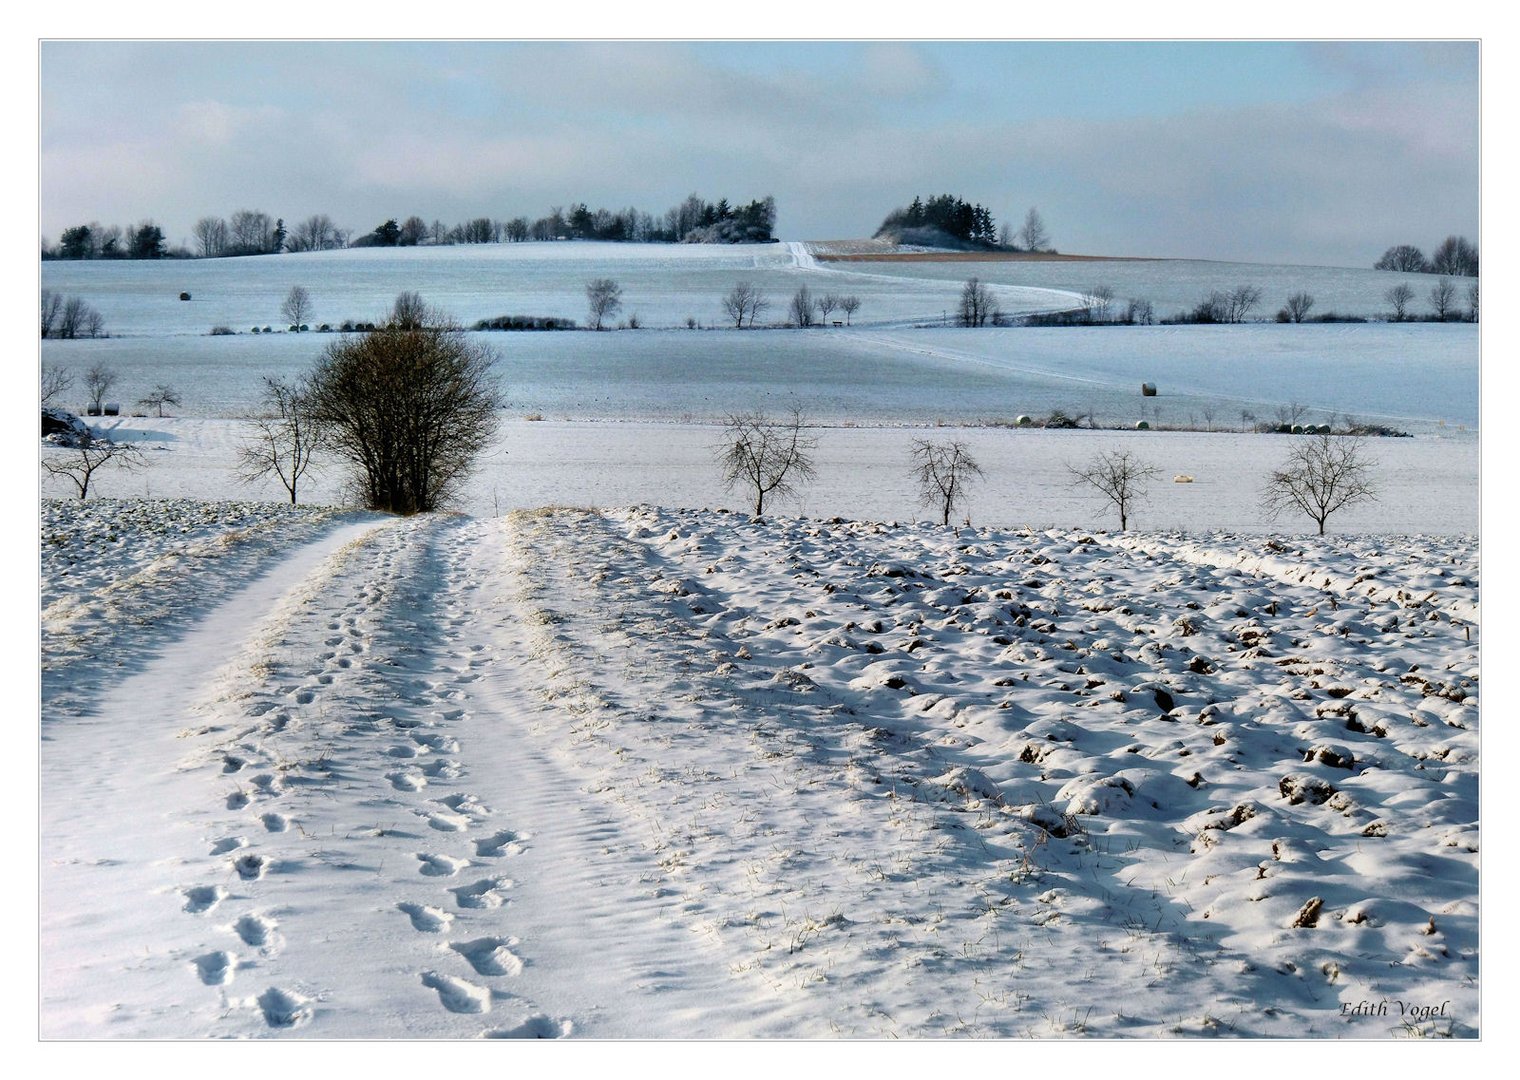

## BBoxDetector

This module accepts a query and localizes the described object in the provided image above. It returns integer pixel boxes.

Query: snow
[38,502,1479,1037]
[36,241,1483,1041]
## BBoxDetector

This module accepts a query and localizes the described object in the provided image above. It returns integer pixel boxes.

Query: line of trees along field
[42,193,777,260]
[1373,235,1478,276]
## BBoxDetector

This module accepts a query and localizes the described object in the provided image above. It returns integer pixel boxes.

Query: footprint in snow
[261,812,290,833]
[233,853,268,881]
[181,885,227,915]
[450,937,524,977]
[193,950,237,986]
[397,901,453,933]
[386,770,427,792]
[415,852,470,877]
[450,877,513,909]
[257,987,313,1028]
[420,971,492,1014]
[233,913,278,949]
[481,1015,573,1039]
[475,830,527,858]
[209,836,247,856]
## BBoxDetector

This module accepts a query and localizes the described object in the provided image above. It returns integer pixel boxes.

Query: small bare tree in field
[1261,433,1378,536]
[839,295,861,325]
[722,282,768,328]
[43,436,144,499]
[788,286,816,327]
[239,376,320,504]
[281,285,313,330]
[1385,283,1415,322]
[910,439,986,525]
[815,292,841,324]
[84,362,117,413]
[715,408,817,515]
[1283,291,1315,323]
[585,278,622,330]
[41,364,73,405]
[138,384,182,417]
[1070,449,1160,531]
[1430,278,1457,321]
[958,277,999,327]
[1081,284,1115,323]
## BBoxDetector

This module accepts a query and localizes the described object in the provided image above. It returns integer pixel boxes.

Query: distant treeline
[1373,235,1478,277]
[874,195,1052,253]
[42,193,777,260]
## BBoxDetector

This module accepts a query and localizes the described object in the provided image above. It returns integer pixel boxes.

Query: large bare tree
[715,408,818,515]
[1070,449,1161,531]
[41,364,73,406]
[1261,434,1378,535]
[1430,278,1457,321]
[910,439,986,525]
[1018,206,1049,251]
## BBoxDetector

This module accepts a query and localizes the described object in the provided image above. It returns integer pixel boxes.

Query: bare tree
[715,408,818,515]
[288,214,337,253]
[1430,278,1457,321]
[83,362,117,413]
[1224,285,1263,323]
[282,285,314,329]
[41,289,64,338]
[1019,207,1050,252]
[1070,449,1160,531]
[1429,235,1478,277]
[1081,284,1115,323]
[1283,291,1315,323]
[839,296,861,325]
[1385,283,1415,322]
[41,364,73,406]
[722,282,768,328]
[910,439,986,525]
[1124,298,1154,325]
[586,278,623,330]
[957,278,999,327]
[788,286,816,327]
[1466,281,1479,323]
[57,296,101,339]
[193,216,229,258]
[137,384,182,417]
[42,436,144,499]
[1374,244,1427,273]
[229,209,275,255]
[304,323,501,514]
[816,292,841,325]
[1261,433,1378,535]
[238,375,320,504]
[389,290,438,330]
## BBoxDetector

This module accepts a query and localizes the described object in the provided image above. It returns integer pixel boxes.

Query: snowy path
[786,240,1086,323]
[40,506,1479,1038]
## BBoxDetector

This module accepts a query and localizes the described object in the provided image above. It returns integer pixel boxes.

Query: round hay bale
[1016,415,1032,427]
[1173,474,1195,483]
[1135,420,1150,431]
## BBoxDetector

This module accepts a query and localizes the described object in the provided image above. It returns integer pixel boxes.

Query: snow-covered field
[43,417,1478,535]
[37,242,1482,1040]
[39,500,1479,1037]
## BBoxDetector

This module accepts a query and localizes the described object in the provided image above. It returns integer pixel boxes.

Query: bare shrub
[42,436,144,499]
[305,323,500,514]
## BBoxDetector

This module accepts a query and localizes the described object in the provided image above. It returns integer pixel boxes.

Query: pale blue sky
[40,41,1479,265]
